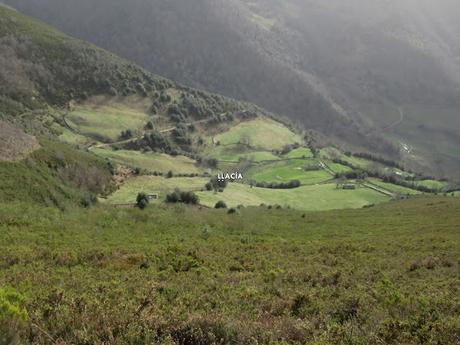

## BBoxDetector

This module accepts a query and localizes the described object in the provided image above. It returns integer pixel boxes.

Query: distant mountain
[4,0,460,178]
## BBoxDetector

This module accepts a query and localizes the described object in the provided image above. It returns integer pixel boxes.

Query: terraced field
[92,148,202,174]
[206,144,280,163]
[284,147,313,159]
[197,183,389,211]
[213,117,302,150]
[367,178,420,195]
[106,176,209,204]
[67,100,150,142]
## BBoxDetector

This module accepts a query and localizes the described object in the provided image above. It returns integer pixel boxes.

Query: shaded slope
[6,0,460,177]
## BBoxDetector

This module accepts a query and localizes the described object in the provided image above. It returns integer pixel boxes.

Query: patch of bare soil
[0,120,40,161]
[113,165,135,187]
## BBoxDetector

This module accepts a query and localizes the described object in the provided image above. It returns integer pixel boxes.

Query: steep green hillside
[0,139,114,207]
[1,197,459,344]
[7,0,460,178]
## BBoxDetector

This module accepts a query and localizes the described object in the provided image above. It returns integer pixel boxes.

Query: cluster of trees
[381,175,441,193]
[250,180,301,189]
[172,124,192,145]
[166,189,199,205]
[129,130,172,153]
[334,170,368,181]
[199,157,218,169]
[119,129,134,140]
[205,177,228,192]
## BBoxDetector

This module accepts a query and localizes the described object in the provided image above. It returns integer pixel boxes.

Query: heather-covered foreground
[1,197,459,344]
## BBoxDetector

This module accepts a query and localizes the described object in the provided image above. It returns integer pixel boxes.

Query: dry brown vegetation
[0,120,39,161]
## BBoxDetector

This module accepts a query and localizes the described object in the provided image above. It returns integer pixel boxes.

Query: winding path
[366,107,404,136]
[76,112,230,150]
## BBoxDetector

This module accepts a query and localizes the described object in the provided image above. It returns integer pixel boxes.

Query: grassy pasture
[67,101,150,142]
[213,117,302,150]
[367,178,420,195]
[245,159,332,185]
[106,176,209,204]
[328,162,353,174]
[415,179,448,190]
[92,148,202,174]
[197,183,389,210]
[206,144,280,163]
[284,147,313,159]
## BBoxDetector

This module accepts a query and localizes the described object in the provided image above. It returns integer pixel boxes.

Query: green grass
[197,183,389,210]
[57,126,91,145]
[415,180,448,190]
[0,139,113,207]
[245,159,332,185]
[213,117,302,150]
[67,102,149,142]
[106,176,209,204]
[328,162,353,174]
[92,148,202,174]
[2,197,459,344]
[368,178,420,195]
[284,147,313,159]
[206,144,280,163]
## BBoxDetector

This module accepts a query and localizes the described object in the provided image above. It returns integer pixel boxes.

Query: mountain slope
[6,0,460,178]
[0,5,291,206]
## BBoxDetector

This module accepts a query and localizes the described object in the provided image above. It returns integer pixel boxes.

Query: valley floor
[1,197,459,344]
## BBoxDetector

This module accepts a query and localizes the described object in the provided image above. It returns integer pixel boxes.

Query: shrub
[136,192,149,209]
[80,194,97,208]
[166,190,180,203]
[180,191,199,205]
[0,288,28,344]
[215,201,227,209]
[145,120,154,130]
[209,177,227,191]
[227,208,238,215]
[120,129,133,140]
[166,190,199,205]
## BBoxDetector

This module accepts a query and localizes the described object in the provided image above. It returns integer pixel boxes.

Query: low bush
[215,201,227,209]
[166,189,199,205]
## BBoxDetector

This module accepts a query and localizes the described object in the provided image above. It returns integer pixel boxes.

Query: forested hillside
[5,0,460,178]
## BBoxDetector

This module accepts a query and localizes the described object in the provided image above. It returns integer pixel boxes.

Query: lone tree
[136,192,149,210]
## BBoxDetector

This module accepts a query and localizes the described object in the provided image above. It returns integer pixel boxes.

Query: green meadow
[106,176,209,204]
[92,148,202,174]
[206,144,280,163]
[213,117,302,150]
[67,101,150,142]
[245,160,333,185]
[197,183,389,211]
